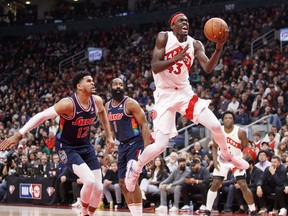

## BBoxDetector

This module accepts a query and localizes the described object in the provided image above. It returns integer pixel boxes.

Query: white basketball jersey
[220,125,243,157]
[153,31,195,90]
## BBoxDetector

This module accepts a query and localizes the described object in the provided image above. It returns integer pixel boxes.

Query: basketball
[204,17,228,43]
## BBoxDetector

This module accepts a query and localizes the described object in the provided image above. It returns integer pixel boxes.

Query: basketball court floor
[0,204,249,216]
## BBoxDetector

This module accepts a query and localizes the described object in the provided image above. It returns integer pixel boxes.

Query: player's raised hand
[0,132,22,151]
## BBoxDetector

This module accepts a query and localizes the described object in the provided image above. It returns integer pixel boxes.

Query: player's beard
[111,89,124,101]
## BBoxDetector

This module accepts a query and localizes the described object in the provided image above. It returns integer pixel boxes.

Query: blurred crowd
[0,2,287,214]
[0,0,233,26]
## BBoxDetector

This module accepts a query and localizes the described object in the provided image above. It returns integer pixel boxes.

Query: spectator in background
[49,118,59,136]
[260,142,274,159]
[166,152,179,173]
[139,156,168,200]
[263,126,281,146]
[9,122,20,135]
[256,156,287,214]
[267,131,276,150]
[45,132,56,152]
[102,161,123,208]
[138,90,150,105]
[253,132,262,153]
[203,153,214,173]
[227,96,239,114]
[16,154,32,177]
[145,99,154,112]
[180,158,210,213]
[275,141,287,158]
[218,95,230,116]
[235,105,250,125]
[155,158,190,213]
[255,150,271,171]
[251,94,263,121]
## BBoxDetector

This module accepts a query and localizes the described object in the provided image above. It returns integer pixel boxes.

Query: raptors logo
[151,110,157,120]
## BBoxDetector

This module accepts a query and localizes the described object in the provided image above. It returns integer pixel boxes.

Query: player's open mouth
[182,26,188,30]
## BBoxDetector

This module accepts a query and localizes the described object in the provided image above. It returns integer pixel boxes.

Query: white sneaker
[279,208,287,216]
[268,209,278,214]
[155,205,168,213]
[71,198,81,207]
[125,159,140,192]
[141,190,146,200]
[199,205,206,211]
[169,206,179,212]
[219,153,249,170]
[258,208,267,214]
[180,205,190,211]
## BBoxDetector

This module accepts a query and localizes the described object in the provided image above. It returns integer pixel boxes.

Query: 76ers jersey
[108,97,141,142]
[55,94,97,148]
[220,125,243,157]
[153,31,195,90]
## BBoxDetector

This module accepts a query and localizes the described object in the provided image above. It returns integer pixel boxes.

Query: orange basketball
[204,17,228,43]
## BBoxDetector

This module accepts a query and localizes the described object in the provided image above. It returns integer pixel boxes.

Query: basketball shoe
[125,159,141,192]
[219,153,249,170]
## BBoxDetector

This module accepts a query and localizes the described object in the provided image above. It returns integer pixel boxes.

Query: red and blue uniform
[55,93,100,170]
[108,96,144,178]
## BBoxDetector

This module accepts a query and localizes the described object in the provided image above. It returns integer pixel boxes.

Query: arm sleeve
[19,106,58,135]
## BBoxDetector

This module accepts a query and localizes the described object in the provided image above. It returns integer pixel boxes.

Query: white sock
[196,108,230,156]
[206,190,218,211]
[134,204,143,216]
[248,204,256,212]
[136,130,169,172]
[128,204,142,216]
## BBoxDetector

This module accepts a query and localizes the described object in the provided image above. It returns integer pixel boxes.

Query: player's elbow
[151,63,160,74]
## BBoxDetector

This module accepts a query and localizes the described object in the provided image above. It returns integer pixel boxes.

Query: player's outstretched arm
[0,98,73,151]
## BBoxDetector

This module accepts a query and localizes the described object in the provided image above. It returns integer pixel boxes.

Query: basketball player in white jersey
[125,12,248,192]
[204,111,257,216]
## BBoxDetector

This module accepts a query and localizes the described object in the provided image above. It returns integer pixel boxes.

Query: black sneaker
[235,209,246,214]
[222,207,233,213]
[203,210,211,216]
[250,210,257,216]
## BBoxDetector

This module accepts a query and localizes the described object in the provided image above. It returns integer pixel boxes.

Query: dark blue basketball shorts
[56,144,100,171]
[118,136,144,179]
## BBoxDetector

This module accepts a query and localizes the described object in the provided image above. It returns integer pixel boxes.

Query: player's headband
[170,13,185,26]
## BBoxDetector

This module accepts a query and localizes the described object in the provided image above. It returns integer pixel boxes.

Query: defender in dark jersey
[105,78,150,216]
[1,71,114,216]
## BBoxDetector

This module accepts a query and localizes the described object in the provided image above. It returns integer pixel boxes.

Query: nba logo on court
[20,184,42,199]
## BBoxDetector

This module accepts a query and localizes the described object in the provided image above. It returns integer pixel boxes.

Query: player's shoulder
[193,39,204,50]
[125,97,141,107]
[58,97,73,106]
[157,31,168,40]
[92,95,103,103]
